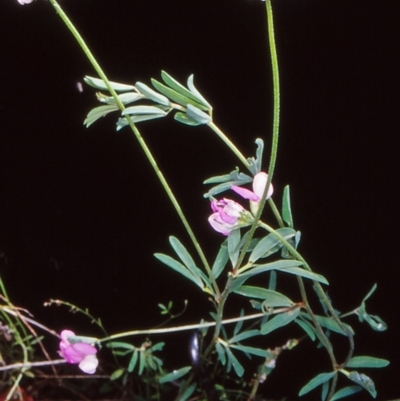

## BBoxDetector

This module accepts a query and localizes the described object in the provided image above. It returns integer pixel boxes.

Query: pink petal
[231,185,260,201]
[208,214,233,236]
[60,330,75,342]
[71,342,97,355]
[60,346,85,363]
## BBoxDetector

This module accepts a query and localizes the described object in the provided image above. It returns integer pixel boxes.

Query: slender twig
[234,0,281,274]
[100,309,293,343]
[46,0,219,296]
[0,359,66,372]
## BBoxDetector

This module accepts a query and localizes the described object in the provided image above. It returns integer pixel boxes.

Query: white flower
[17,0,34,4]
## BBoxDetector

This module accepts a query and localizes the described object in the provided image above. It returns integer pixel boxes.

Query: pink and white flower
[208,198,253,236]
[59,330,99,374]
[231,172,273,215]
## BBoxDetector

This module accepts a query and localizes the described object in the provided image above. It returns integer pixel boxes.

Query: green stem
[327,373,339,401]
[264,0,280,188]
[268,198,285,227]
[259,221,354,367]
[233,0,281,273]
[47,0,219,296]
[207,122,250,170]
[100,311,267,343]
[296,276,336,366]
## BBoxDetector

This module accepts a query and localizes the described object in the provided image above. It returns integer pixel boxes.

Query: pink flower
[59,330,99,374]
[231,172,273,215]
[208,198,253,236]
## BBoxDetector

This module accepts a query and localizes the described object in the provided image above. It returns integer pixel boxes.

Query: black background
[0,0,399,400]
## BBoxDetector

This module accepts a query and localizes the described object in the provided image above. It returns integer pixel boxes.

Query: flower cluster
[58,330,99,374]
[208,198,253,235]
[208,172,273,236]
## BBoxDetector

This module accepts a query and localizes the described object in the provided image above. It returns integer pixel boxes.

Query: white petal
[79,355,99,374]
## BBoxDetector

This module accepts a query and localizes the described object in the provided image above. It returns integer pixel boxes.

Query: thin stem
[0,359,66,372]
[327,373,339,401]
[207,122,250,170]
[264,0,280,187]
[46,0,218,295]
[267,198,284,227]
[234,0,281,272]
[296,276,336,366]
[259,221,354,367]
[100,311,270,343]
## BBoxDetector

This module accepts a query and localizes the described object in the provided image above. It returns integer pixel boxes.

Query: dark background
[0,0,398,399]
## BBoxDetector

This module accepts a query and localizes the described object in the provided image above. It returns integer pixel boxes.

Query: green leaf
[186,104,211,124]
[225,347,244,377]
[229,275,249,293]
[300,313,354,336]
[276,266,329,285]
[159,366,192,383]
[320,315,354,335]
[152,78,207,110]
[84,104,119,127]
[122,105,168,116]
[128,350,138,372]
[203,170,252,198]
[282,185,294,227]
[169,236,198,274]
[233,286,293,307]
[357,284,387,331]
[116,113,166,129]
[321,380,330,401]
[247,138,264,176]
[211,243,229,279]
[97,91,143,105]
[151,342,165,352]
[362,283,377,303]
[154,253,203,289]
[295,318,316,341]
[135,81,171,106]
[229,329,260,343]
[187,74,212,108]
[179,383,197,401]
[174,112,202,126]
[347,356,389,369]
[249,227,296,262]
[269,270,277,290]
[169,236,210,290]
[238,259,303,277]
[261,307,300,335]
[161,71,209,108]
[215,342,226,365]
[84,76,135,91]
[230,344,269,358]
[106,341,135,350]
[281,230,301,258]
[331,386,362,401]
[110,368,125,380]
[203,170,252,185]
[346,371,376,398]
[228,229,241,267]
[138,350,146,375]
[365,314,387,331]
[299,372,336,396]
